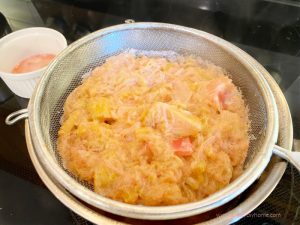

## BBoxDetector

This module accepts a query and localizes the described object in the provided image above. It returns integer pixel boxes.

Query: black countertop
[0,0,299,224]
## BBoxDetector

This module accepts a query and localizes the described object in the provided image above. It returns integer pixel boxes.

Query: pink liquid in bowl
[12,54,56,74]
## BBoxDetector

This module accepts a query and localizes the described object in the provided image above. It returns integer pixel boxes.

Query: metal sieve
[5,23,299,220]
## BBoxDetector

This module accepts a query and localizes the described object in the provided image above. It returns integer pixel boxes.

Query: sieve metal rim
[28,22,279,219]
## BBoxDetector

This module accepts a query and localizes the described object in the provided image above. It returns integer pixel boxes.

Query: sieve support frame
[5,108,28,125]
[273,145,300,171]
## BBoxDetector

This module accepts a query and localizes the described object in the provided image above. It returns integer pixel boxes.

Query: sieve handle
[5,108,29,125]
[273,145,300,171]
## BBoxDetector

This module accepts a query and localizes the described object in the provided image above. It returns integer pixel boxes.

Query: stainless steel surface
[27,22,280,219]
[273,145,300,171]
[124,19,136,24]
[5,108,28,125]
[23,57,293,224]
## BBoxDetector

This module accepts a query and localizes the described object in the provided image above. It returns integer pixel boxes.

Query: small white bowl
[0,27,67,98]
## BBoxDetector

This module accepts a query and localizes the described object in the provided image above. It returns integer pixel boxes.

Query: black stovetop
[0,0,299,224]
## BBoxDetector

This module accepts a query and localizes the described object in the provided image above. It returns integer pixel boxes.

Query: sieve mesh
[30,23,275,218]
